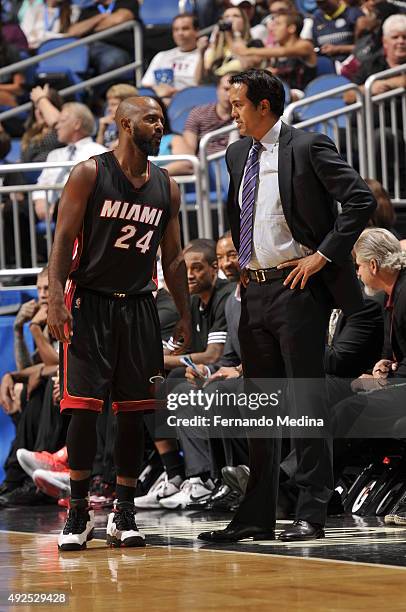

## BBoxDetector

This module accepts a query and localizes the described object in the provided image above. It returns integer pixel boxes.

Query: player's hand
[30,304,48,327]
[372,359,397,379]
[0,373,15,414]
[210,366,241,381]
[14,299,39,328]
[185,364,207,384]
[278,252,327,290]
[171,315,192,355]
[47,300,73,343]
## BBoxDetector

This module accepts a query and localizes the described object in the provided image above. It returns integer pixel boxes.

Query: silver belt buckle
[113,292,126,298]
[255,269,266,283]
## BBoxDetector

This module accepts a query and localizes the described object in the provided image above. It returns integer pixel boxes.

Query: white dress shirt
[238,119,313,270]
[33,137,107,204]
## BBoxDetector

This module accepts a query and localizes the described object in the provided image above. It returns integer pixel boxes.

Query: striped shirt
[184,102,233,156]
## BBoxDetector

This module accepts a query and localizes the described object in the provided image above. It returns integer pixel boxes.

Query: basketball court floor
[1,508,406,611]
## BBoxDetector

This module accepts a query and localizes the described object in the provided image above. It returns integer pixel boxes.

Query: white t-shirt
[141,47,201,91]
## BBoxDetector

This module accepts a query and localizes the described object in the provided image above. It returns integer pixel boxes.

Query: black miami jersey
[70,151,171,295]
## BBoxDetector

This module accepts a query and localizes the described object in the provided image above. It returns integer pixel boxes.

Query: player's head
[183,239,218,295]
[115,97,164,157]
[36,267,49,305]
[216,231,240,281]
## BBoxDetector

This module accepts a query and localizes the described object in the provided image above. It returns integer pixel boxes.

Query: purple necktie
[239,140,262,269]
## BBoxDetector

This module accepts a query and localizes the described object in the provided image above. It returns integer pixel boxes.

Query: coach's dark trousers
[234,276,333,530]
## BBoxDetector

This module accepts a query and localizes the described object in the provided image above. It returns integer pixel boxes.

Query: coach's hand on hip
[47,301,73,344]
[278,252,327,290]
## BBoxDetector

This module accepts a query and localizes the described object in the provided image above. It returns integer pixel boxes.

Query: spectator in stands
[32,102,106,220]
[164,74,234,176]
[141,14,205,105]
[365,178,400,235]
[0,125,33,266]
[68,0,140,79]
[20,0,78,50]
[0,25,26,107]
[312,0,364,62]
[264,0,315,45]
[344,15,406,195]
[204,5,263,77]
[233,12,317,99]
[96,83,138,148]
[350,14,406,94]
[21,85,63,163]
[1,0,28,50]
[228,0,269,42]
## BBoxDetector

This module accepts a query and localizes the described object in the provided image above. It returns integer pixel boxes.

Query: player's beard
[132,126,160,156]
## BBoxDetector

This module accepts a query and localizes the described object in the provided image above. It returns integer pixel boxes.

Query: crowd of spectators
[0,0,406,512]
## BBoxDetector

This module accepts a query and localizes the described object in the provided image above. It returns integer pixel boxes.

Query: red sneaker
[17,447,69,478]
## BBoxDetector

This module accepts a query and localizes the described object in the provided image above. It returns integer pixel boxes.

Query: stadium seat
[295,0,317,13]
[168,86,217,134]
[294,96,347,140]
[304,74,351,97]
[6,139,21,163]
[316,55,336,76]
[138,87,157,97]
[140,0,190,26]
[35,38,89,98]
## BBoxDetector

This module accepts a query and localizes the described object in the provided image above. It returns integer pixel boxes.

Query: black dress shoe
[278,520,325,541]
[198,523,275,542]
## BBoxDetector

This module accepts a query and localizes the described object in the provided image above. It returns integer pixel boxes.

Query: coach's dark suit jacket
[226,122,377,315]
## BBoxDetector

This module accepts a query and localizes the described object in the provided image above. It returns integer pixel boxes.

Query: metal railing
[0,20,143,123]
[0,155,202,277]
[284,83,367,177]
[364,64,406,206]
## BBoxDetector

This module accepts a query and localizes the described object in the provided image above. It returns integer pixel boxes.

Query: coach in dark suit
[198,69,376,543]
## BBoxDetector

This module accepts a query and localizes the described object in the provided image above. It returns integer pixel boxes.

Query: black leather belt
[247,267,289,283]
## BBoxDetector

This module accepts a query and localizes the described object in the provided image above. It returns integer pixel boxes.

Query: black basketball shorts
[60,282,165,414]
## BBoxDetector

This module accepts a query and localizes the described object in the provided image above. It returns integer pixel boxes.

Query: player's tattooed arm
[160,177,192,354]
[47,160,96,343]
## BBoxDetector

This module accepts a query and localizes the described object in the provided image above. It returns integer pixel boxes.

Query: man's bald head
[115,96,164,157]
[115,96,161,127]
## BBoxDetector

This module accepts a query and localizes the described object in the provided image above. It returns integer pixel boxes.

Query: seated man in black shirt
[68,0,140,79]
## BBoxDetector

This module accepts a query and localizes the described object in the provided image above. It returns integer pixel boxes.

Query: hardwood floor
[2,529,406,612]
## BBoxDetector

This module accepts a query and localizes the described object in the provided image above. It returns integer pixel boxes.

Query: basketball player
[47,97,192,551]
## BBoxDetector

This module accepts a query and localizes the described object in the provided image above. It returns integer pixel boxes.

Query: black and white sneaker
[58,503,95,551]
[106,502,146,548]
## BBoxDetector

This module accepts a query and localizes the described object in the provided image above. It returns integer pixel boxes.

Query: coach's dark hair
[172,12,199,30]
[229,69,285,118]
[184,239,217,266]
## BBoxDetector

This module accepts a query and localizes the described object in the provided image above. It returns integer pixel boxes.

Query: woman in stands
[204,5,262,78]
[20,0,78,50]
[21,84,63,162]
